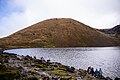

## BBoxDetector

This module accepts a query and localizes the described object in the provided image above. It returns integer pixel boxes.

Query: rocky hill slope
[100,25,120,34]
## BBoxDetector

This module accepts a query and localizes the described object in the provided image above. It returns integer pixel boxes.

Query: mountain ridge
[0,18,119,49]
[100,25,120,34]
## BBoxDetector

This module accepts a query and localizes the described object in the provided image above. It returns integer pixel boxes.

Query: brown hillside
[0,18,119,48]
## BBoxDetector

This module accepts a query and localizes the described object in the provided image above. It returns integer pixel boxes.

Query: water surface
[5,47,120,79]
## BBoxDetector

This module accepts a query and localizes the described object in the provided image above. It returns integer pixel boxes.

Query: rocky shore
[0,49,119,80]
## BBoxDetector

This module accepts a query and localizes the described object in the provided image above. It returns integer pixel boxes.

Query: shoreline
[0,50,119,80]
[1,46,120,50]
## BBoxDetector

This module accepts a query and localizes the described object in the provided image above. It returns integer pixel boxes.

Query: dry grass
[0,18,119,49]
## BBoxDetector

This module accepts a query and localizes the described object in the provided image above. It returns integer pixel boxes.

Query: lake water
[5,47,120,79]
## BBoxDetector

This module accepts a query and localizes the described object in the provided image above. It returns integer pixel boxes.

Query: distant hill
[0,18,119,49]
[100,25,120,34]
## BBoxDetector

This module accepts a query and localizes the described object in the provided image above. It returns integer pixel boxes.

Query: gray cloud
[0,0,120,38]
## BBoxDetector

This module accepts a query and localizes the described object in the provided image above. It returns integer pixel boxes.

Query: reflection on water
[5,47,120,79]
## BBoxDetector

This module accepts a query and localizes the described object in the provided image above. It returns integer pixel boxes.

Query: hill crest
[0,18,119,48]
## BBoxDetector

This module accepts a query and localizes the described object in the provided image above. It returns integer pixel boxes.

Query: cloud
[0,0,120,38]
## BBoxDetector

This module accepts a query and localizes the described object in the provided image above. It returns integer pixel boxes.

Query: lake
[5,47,120,79]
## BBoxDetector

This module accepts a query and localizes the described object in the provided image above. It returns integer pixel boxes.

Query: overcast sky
[0,0,120,38]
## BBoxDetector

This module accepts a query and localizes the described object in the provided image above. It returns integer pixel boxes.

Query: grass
[0,18,119,49]
[47,70,68,76]
[47,69,78,79]
[24,75,38,80]
[0,64,21,80]
[34,63,48,68]
[0,50,3,54]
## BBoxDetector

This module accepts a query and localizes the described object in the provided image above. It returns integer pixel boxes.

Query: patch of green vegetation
[3,53,17,59]
[0,64,21,80]
[83,74,96,80]
[43,43,55,48]
[78,69,87,77]
[47,70,68,76]
[28,69,40,75]
[115,34,120,39]
[34,63,48,68]
[25,75,38,80]
[17,42,52,48]
[0,50,3,54]
[58,65,70,71]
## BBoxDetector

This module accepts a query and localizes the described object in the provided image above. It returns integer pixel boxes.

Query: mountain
[0,18,119,49]
[100,25,120,34]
